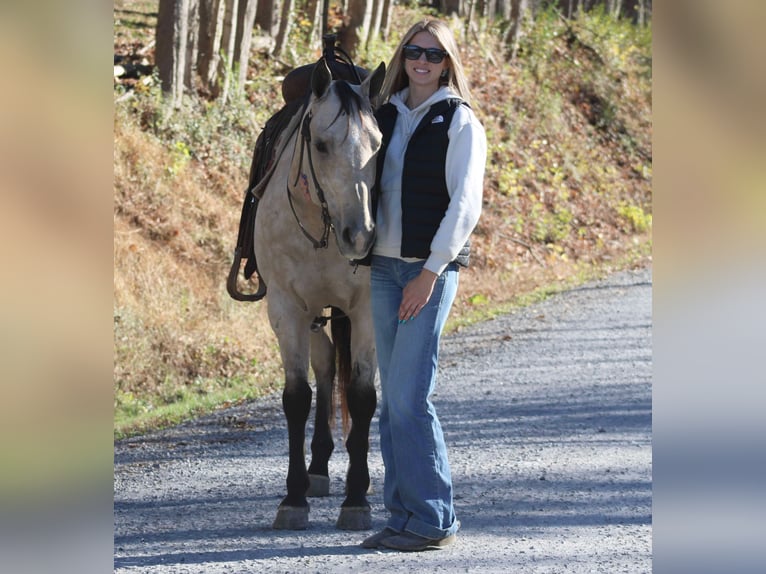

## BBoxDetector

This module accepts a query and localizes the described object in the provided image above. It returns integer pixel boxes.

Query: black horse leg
[273,377,312,529]
[307,328,335,496]
[336,374,376,530]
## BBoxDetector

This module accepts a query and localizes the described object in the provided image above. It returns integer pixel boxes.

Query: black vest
[374,98,471,268]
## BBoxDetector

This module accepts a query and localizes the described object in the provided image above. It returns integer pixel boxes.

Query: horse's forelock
[332,81,364,117]
[318,81,370,142]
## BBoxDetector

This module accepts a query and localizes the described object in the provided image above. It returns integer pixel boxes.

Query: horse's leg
[306,326,335,497]
[337,310,377,530]
[270,302,313,530]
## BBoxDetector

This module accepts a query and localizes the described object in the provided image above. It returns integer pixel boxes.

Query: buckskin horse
[230,56,385,530]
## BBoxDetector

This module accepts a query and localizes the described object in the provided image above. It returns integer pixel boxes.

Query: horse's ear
[363,62,386,102]
[311,59,332,98]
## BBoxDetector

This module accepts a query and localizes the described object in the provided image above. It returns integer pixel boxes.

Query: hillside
[113,2,652,436]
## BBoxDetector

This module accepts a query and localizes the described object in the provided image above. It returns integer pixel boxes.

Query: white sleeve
[424,105,487,275]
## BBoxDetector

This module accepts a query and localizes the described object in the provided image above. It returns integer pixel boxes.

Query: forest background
[113,0,652,437]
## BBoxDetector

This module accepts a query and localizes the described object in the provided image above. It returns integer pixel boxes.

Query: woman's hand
[399,269,438,322]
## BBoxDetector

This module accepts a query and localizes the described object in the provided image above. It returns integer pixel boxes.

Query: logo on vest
[431,115,444,124]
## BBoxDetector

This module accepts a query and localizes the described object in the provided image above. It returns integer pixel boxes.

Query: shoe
[380,531,457,551]
[360,527,398,549]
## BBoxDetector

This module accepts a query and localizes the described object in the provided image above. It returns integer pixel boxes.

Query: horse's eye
[315,140,328,153]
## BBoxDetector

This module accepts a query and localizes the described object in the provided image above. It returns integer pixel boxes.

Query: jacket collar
[390,86,456,114]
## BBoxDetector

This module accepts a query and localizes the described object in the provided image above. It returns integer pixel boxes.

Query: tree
[255,0,277,36]
[340,0,372,56]
[156,0,193,108]
[379,0,393,41]
[274,0,297,58]
[441,0,462,16]
[155,0,403,107]
[504,0,530,60]
[235,0,260,90]
[154,0,652,109]
[156,0,261,106]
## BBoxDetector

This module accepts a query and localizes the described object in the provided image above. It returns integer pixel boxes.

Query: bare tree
[622,0,651,26]
[366,0,384,49]
[235,0,259,90]
[197,0,226,92]
[441,0,462,16]
[217,0,241,102]
[255,0,277,35]
[184,0,200,89]
[504,0,529,61]
[272,0,294,58]
[379,0,393,41]
[339,0,371,56]
[156,0,192,107]
[156,0,261,107]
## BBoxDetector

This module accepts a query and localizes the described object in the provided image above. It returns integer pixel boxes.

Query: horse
[251,59,385,530]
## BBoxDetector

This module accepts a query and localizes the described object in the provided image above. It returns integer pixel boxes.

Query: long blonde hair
[379,19,473,106]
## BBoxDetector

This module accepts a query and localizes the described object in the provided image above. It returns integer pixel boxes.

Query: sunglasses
[402,44,448,64]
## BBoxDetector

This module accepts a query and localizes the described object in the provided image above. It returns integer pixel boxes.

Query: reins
[286,109,333,249]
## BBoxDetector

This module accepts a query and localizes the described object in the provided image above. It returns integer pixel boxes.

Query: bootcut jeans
[370,254,460,540]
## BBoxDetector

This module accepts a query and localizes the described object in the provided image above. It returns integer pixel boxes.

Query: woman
[361,19,486,552]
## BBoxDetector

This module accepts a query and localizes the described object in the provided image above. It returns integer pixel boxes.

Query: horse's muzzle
[338,224,375,259]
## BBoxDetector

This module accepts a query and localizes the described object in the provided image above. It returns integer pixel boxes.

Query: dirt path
[114,267,652,573]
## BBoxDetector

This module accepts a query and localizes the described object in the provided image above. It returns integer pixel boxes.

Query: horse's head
[291,60,385,259]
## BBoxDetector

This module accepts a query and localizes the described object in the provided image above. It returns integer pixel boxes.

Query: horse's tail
[330,306,352,438]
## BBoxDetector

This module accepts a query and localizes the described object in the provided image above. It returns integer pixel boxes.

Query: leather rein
[286,109,333,249]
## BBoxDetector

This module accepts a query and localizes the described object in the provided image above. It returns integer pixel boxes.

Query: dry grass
[113,115,282,433]
[113,4,651,437]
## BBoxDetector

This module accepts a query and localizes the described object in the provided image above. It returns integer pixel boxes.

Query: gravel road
[114,267,652,573]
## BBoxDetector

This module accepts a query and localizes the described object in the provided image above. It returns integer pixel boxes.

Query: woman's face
[403,31,449,94]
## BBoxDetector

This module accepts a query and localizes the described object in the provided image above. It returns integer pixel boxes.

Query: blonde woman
[360,19,487,552]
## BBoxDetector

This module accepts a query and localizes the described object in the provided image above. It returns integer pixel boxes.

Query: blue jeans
[370,255,460,540]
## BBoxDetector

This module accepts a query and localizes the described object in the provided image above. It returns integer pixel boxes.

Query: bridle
[286,108,333,249]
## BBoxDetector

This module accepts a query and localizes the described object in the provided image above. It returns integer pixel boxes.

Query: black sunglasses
[402,44,448,64]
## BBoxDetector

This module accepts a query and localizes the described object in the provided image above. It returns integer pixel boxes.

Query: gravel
[114,267,652,573]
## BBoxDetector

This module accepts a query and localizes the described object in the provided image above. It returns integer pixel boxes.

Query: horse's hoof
[306,474,330,497]
[273,505,310,530]
[336,506,371,531]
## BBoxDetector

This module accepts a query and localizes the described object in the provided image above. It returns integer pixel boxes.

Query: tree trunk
[465,0,475,40]
[156,0,192,108]
[184,0,200,89]
[504,0,528,61]
[379,0,392,41]
[441,0,461,16]
[197,0,227,93]
[155,0,172,94]
[237,0,258,90]
[340,0,371,57]
[255,0,276,35]
[622,0,650,25]
[608,0,620,19]
[365,0,383,50]
[301,0,319,51]
[234,0,259,90]
[156,0,287,107]
[196,0,213,87]
[272,0,293,58]
[499,0,511,20]
[217,0,240,103]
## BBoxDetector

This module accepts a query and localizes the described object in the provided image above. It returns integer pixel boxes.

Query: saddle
[226,35,369,302]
